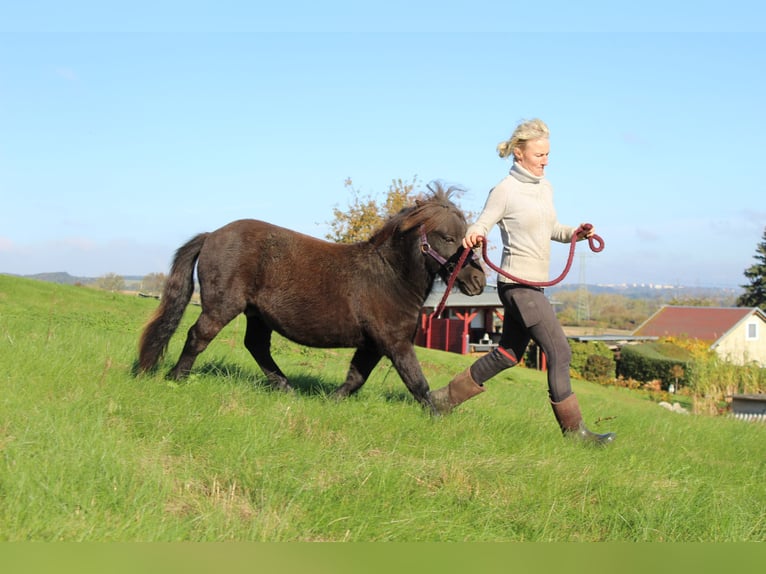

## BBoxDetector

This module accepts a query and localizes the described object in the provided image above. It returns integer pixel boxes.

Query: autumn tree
[737,226,766,310]
[326,177,422,244]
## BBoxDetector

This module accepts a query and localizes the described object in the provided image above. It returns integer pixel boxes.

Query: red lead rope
[432,246,475,318]
[480,223,604,287]
[432,223,604,318]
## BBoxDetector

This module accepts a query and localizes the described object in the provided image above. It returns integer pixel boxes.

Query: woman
[431,118,615,445]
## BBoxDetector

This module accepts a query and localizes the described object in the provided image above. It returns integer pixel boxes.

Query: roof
[422,281,503,309]
[422,281,568,310]
[569,335,658,343]
[632,306,766,345]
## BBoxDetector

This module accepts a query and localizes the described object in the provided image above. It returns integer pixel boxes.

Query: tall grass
[1,275,765,541]
[652,336,766,413]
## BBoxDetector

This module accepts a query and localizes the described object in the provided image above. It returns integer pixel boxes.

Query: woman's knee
[558,338,572,364]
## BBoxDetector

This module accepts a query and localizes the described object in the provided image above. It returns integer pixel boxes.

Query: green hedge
[617,342,696,389]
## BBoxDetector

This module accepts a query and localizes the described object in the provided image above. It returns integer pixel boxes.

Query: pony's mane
[369,181,466,247]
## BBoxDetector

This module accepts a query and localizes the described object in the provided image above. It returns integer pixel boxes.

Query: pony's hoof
[267,379,294,393]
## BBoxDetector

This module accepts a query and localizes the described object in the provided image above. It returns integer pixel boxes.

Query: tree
[96,273,125,292]
[326,177,422,244]
[141,272,166,296]
[737,226,766,310]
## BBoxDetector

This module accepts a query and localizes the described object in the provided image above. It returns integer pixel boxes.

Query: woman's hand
[462,233,483,249]
[576,223,595,240]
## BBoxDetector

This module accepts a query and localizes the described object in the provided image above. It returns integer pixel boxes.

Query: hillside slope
[1,274,765,542]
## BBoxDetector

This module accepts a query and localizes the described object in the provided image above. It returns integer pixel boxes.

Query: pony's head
[371,182,486,296]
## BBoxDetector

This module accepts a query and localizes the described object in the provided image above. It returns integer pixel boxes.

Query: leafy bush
[569,340,614,376]
[582,354,615,382]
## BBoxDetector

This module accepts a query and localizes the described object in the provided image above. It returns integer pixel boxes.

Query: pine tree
[736,226,766,309]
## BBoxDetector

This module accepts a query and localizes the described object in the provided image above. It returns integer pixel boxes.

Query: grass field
[1,274,765,542]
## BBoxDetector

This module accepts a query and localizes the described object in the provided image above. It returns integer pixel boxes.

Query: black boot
[550,393,615,446]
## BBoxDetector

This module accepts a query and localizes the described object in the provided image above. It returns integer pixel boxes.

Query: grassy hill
[1,274,765,542]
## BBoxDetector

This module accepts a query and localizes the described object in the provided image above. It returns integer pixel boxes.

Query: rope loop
[478,223,604,288]
[427,223,604,318]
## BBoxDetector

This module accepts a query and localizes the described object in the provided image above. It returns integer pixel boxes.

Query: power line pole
[577,254,590,322]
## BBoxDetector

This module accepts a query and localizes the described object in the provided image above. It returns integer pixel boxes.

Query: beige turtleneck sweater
[466,163,576,284]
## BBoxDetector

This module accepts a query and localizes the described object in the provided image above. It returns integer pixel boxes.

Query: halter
[419,225,477,318]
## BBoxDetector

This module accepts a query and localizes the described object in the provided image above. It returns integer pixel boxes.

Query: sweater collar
[510,162,543,184]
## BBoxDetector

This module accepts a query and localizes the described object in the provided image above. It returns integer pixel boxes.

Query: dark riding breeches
[470,283,573,403]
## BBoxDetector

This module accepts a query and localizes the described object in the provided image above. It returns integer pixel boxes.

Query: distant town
[5,271,744,302]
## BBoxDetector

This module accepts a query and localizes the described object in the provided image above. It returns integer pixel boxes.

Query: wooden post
[456,311,477,355]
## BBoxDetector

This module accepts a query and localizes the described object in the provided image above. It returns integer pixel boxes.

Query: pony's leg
[386,344,436,412]
[243,315,293,392]
[333,346,382,399]
[168,311,226,380]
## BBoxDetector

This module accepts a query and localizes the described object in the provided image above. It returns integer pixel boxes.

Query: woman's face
[514,138,549,177]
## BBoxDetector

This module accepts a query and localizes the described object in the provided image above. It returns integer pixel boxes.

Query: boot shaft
[551,393,615,445]
[550,393,582,432]
[431,368,484,414]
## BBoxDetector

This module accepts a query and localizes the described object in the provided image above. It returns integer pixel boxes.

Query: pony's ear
[415,198,425,207]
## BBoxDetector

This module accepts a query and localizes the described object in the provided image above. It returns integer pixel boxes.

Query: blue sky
[1,2,765,288]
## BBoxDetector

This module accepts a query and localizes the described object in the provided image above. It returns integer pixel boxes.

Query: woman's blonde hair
[496,118,549,159]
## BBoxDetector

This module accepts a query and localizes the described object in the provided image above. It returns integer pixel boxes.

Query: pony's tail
[137,233,209,373]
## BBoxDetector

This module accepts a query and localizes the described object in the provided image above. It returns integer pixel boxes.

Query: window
[746,322,758,340]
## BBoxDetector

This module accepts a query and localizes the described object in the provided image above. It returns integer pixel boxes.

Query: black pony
[137,184,485,412]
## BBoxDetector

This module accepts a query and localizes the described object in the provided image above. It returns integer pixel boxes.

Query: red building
[416,281,503,354]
